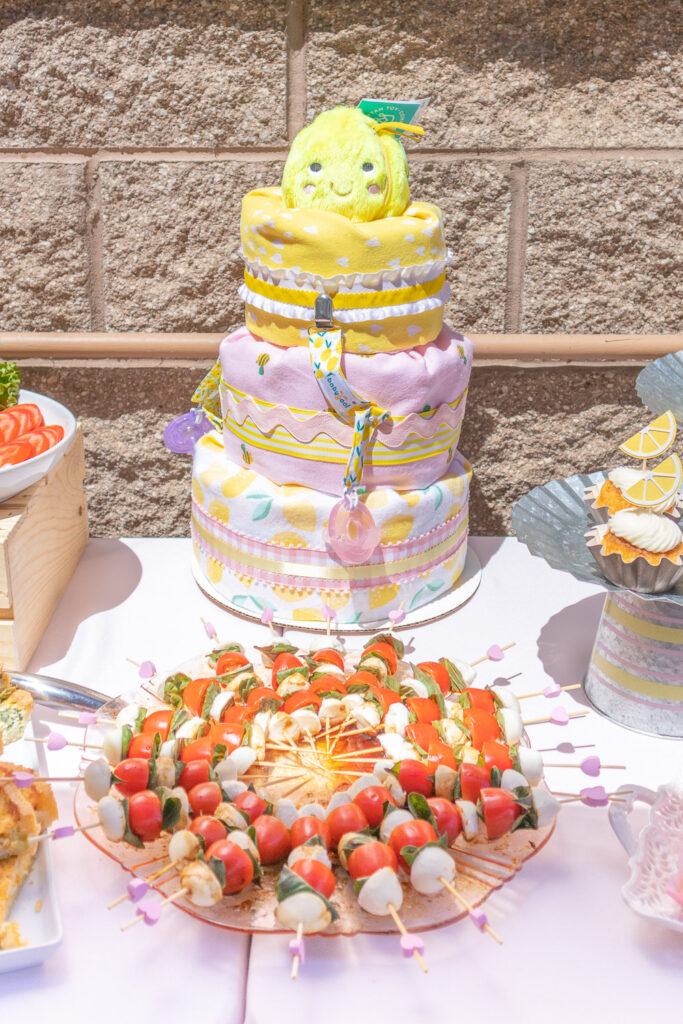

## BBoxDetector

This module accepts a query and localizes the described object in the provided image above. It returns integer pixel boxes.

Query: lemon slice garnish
[619,410,677,460]
[622,453,682,508]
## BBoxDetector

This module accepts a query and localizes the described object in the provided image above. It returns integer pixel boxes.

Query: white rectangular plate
[0,731,63,973]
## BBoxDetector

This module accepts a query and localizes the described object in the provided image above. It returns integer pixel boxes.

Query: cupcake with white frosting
[586,508,683,593]
[585,467,681,524]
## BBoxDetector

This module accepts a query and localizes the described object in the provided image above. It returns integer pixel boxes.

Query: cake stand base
[585,591,683,738]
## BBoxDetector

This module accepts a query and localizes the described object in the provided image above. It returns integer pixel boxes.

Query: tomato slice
[271,653,302,685]
[352,785,397,829]
[188,781,223,816]
[480,787,522,840]
[141,709,174,742]
[127,733,157,760]
[463,707,501,749]
[208,722,243,752]
[397,759,434,797]
[180,736,214,764]
[345,670,381,691]
[252,815,291,865]
[290,859,336,899]
[464,688,496,713]
[178,759,212,790]
[0,440,34,467]
[127,789,163,842]
[183,677,215,717]
[221,704,254,726]
[325,803,369,848]
[406,697,441,724]
[363,641,398,676]
[373,687,402,715]
[427,739,458,772]
[427,797,463,845]
[289,816,331,851]
[283,690,322,715]
[311,648,345,671]
[459,763,491,803]
[215,651,250,676]
[112,757,149,797]
[234,790,268,824]
[0,403,43,443]
[15,430,50,456]
[309,675,347,696]
[416,661,451,694]
[246,686,284,710]
[205,839,254,894]
[388,819,438,872]
[347,841,398,881]
[405,722,439,752]
[482,739,513,774]
[189,814,227,848]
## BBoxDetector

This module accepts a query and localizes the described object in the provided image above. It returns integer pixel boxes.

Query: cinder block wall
[1,2,681,535]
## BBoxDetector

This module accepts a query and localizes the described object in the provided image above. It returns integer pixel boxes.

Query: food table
[2,536,681,1020]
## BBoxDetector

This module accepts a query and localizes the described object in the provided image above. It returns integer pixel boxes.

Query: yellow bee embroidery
[257,353,270,376]
[241,444,253,465]
[457,344,467,366]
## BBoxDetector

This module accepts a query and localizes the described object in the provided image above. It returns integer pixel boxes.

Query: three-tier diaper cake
[182,103,475,625]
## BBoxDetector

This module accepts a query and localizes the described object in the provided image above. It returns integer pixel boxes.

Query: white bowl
[0,389,77,503]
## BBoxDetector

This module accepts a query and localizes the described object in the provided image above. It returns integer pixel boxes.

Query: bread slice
[0,686,33,747]
[0,845,38,927]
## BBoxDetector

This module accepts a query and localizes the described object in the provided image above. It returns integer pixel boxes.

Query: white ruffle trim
[242,252,452,293]
[239,283,451,325]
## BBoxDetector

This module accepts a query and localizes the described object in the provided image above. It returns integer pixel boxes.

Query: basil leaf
[407,792,437,827]
[121,724,132,760]
[410,664,446,718]
[208,643,243,667]
[276,665,309,685]
[161,795,181,832]
[256,696,283,714]
[121,798,144,849]
[401,836,448,867]
[216,664,254,686]
[163,672,191,708]
[439,658,465,693]
[169,707,190,737]
[174,759,186,785]
[200,682,219,720]
[347,682,370,695]
[363,633,404,659]
[208,855,226,889]
[237,676,260,703]
[151,732,162,761]
[255,642,298,662]
[134,707,147,733]
[275,865,338,922]
[490,765,503,789]
[211,743,227,767]
[383,674,401,693]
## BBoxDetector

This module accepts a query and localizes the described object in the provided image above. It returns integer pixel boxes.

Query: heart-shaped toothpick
[543,682,562,698]
[78,711,98,726]
[127,878,150,902]
[400,933,425,958]
[47,731,68,751]
[550,707,569,726]
[139,661,156,679]
[137,898,162,925]
[581,785,609,807]
[469,907,488,930]
[580,756,601,777]
[487,645,504,661]
[288,935,305,965]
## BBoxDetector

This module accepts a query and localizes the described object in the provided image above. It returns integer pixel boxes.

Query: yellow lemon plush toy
[281,106,410,222]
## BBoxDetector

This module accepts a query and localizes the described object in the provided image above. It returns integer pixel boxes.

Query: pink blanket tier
[219,324,473,495]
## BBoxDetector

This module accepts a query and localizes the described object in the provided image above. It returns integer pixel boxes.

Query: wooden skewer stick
[324,717,331,755]
[278,778,310,800]
[544,762,626,770]
[438,876,503,944]
[327,715,354,754]
[386,903,428,973]
[121,888,186,931]
[57,711,111,725]
[30,821,99,843]
[453,849,515,872]
[470,642,515,667]
[523,710,590,726]
[558,795,627,804]
[518,683,582,700]
[291,921,304,980]
[27,736,103,750]
[331,747,385,761]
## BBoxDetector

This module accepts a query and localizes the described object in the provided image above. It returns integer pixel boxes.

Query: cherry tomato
[363,641,398,676]
[352,786,397,828]
[271,653,302,685]
[127,789,163,843]
[416,661,451,694]
[463,707,501,749]
[283,690,322,715]
[0,440,34,466]
[311,648,345,671]
[178,759,212,791]
[215,651,250,676]
[405,722,439,752]
[206,839,254,894]
[246,686,283,710]
[345,670,381,691]
[234,790,268,823]
[482,739,513,774]
[389,819,438,872]
[373,687,402,715]
[252,815,291,865]
[141,709,174,741]
[188,781,223,816]
[347,841,398,880]
[480,787,522,841]
[189,814,227,848]
[127,733,157,760]
[183,677,216,717]
[397,759,434,797]
[221,705,254,726]
[289,816,331,851]
[427,797,463,844]
[309,675,347,696]
[180,736,214,763]
[290,859,336,899]
[112,757,149,797]
[464,688,496,713]
[208,722,243,751]
[406,697,441,724]
[427,739,458,772]
[326,803,369,848]
[459,763,491,803]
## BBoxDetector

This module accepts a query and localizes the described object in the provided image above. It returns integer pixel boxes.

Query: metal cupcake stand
[511,352,683,739]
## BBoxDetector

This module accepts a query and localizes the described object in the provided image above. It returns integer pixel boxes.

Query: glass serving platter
[74,650,554,936]
[636,350,683,422]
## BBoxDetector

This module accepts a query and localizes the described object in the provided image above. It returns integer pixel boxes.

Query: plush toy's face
[281,107,410,222]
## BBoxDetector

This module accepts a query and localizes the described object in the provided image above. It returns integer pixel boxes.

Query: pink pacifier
[327,490,380,565]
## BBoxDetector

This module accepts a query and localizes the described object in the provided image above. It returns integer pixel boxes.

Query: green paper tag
[358,97,430,125]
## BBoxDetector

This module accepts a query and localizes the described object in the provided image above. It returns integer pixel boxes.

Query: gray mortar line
[504,162,529,333]
[0,147,681,165]
[84,158,106,331]
[286,0,307,141]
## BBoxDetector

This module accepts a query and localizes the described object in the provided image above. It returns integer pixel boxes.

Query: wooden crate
[0,429,88,669]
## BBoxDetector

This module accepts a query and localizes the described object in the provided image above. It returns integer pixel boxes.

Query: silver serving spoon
[10,672,119,714]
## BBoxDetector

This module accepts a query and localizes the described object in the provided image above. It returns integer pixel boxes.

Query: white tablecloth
[3,538,682,1022]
